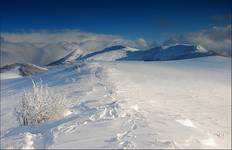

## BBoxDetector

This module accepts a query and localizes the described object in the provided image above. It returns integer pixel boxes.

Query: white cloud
[1,30,151,50]
[164,25,231,56]
[1,30,153,66]
[134,38,148,48]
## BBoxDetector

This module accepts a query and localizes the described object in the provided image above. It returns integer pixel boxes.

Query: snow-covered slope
[79,45,138,61]
[48,45,138,65]
[1,42,222,68]
[0,63,48,79]
[121,44,217,61]
[47,49,83,66]
[49,44,216,64]
[1,56,231,149]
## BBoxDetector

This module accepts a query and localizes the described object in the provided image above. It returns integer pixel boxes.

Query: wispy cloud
[1,30,153,66]
[164,25,231,56]
[1,30,151,50]
[1,25,231,67]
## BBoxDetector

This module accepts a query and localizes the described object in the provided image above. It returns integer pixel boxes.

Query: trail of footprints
[31,63,151,149]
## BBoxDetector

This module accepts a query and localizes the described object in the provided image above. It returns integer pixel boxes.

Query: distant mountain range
[119,44,217,61]
[47,44,218,66]
[2,40,229,68]
[0,43,223,78]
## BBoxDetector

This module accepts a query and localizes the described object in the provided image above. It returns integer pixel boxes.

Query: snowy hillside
[47,44,219,66]
[48,45,138,65]
[2,42,221,68]
[79,45,138,61]
[1,56,231,149]
[47,49,84,66]
[0,63,47,79]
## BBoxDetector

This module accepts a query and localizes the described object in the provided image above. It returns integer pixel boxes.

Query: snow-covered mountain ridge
[120,44,217,61]
[0,43,223,79]
[46,44,219,66]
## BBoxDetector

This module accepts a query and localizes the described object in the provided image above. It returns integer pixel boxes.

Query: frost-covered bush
[15,80,67,126]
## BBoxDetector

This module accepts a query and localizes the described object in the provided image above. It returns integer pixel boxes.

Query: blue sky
[0,0,231,42]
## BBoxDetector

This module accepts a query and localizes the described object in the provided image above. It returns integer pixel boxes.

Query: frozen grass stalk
[15,80,67,126]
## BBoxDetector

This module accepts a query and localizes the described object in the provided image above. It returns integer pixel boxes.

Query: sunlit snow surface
[1,56,231,149]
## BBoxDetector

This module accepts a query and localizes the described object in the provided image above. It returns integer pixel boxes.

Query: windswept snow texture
[1,56,231,149]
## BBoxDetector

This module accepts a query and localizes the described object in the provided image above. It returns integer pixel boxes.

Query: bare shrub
[15,80,67,126]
